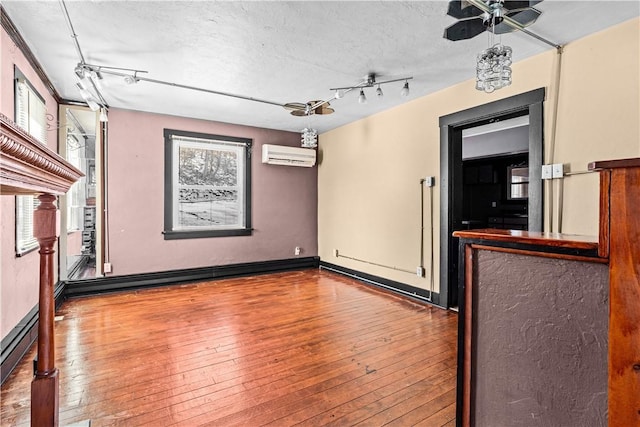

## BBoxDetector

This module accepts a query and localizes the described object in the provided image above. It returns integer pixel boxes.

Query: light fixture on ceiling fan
[330,73,413,104]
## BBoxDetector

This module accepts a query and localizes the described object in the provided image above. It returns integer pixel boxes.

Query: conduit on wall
[333,176,436,302]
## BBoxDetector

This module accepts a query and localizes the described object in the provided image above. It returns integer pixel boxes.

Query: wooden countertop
[453,228,600,252]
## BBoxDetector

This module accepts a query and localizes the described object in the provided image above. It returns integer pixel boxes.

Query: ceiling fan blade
[314,104,334,115]
[447,0,485,19]
[444,18,487,41]
[495,8,541,33]
[508,7,542,26]
[503,0,543,11]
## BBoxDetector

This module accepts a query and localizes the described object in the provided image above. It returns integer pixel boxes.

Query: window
[507,166,529,200]
[163,129,252,239]
[14,67,47,255]
[66,133,85,231]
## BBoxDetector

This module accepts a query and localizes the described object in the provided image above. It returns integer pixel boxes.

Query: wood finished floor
[1,269,458,426]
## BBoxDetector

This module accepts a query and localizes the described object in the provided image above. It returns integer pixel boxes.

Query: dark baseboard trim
[1,281,66,385]
[65,256,320,298]
[319,261,443,308]
[68,255,89,280]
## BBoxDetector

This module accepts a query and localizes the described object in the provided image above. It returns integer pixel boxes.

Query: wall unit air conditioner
[261,144,316,167]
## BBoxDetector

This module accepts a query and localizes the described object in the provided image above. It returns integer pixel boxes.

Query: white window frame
[163,129,252,240]
[66,134,85,232]
[15,67,47,256]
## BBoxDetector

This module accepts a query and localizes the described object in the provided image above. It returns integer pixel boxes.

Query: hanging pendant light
[476,12,512,93]
[301,127,318,148]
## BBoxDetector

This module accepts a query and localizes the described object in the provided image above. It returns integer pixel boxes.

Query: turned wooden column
[30,194,60,427]
[2,115,83,427]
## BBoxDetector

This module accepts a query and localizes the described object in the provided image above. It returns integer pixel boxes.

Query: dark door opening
[439,89,545,309]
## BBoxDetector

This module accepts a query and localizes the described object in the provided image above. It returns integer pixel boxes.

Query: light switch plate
[552,163,564,179]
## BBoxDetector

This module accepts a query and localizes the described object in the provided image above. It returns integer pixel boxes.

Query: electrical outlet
[425,176,435,187]
[333,249,339,257]
[541,164,553,180]
[416,266,425,277]
[552,163,564,179]
[294,246,301,256]
[104,262,112,273]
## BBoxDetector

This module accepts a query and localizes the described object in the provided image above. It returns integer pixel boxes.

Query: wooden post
[30,194,60,427]
[1,114,83,425]
[590,158,640,426]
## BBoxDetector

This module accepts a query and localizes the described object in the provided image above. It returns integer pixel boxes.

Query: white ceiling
[3,1,639,134]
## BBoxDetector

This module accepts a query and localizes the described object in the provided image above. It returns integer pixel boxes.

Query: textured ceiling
[3,1,639,134]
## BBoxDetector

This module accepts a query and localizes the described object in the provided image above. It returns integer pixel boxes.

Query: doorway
[439,89,545,309]
[58,105,102,280]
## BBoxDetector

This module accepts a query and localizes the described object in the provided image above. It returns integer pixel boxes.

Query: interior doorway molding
[439,88,545,309]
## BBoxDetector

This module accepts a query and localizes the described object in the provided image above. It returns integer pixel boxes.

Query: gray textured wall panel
[472,250,609,426]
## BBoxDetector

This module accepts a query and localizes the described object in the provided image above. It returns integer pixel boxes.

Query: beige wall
[318,18,640,297]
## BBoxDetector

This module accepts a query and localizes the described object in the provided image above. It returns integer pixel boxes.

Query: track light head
[376,85,383,98]
[75,82,92,100]
[123,74,138,85]
[401,81,410,97]
[99,107,108,122]
[335,89,344,99]
[74,63,85,79]
[358,89,367,104]
[86,98,100,112]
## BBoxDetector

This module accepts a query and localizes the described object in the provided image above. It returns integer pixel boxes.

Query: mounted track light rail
[330,73,413,102]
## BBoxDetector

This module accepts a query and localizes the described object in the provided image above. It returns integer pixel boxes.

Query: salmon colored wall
[106,109,318,275]
[1,27,59,339]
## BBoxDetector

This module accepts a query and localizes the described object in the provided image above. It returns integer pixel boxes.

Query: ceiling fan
[283,100,335,117]
[444,0,543,41]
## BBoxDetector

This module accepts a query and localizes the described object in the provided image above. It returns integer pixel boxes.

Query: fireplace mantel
[1,113,83,196]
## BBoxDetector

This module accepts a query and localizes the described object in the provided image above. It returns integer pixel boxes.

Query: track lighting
[74,63,85,79]
[330,73,413,105]
[99,107,108,122]
[86,98,100,112]
[75,82,92,100]
[358,89,367,104]
[74,70,105,112]
[401,81,410,97]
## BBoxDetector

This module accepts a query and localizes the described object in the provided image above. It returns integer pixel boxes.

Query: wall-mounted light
[330,73,413,105]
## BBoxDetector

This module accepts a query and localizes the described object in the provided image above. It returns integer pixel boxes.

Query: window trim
[163,128,252,240]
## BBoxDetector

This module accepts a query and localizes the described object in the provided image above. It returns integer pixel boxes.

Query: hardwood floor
[1,269,458,426]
